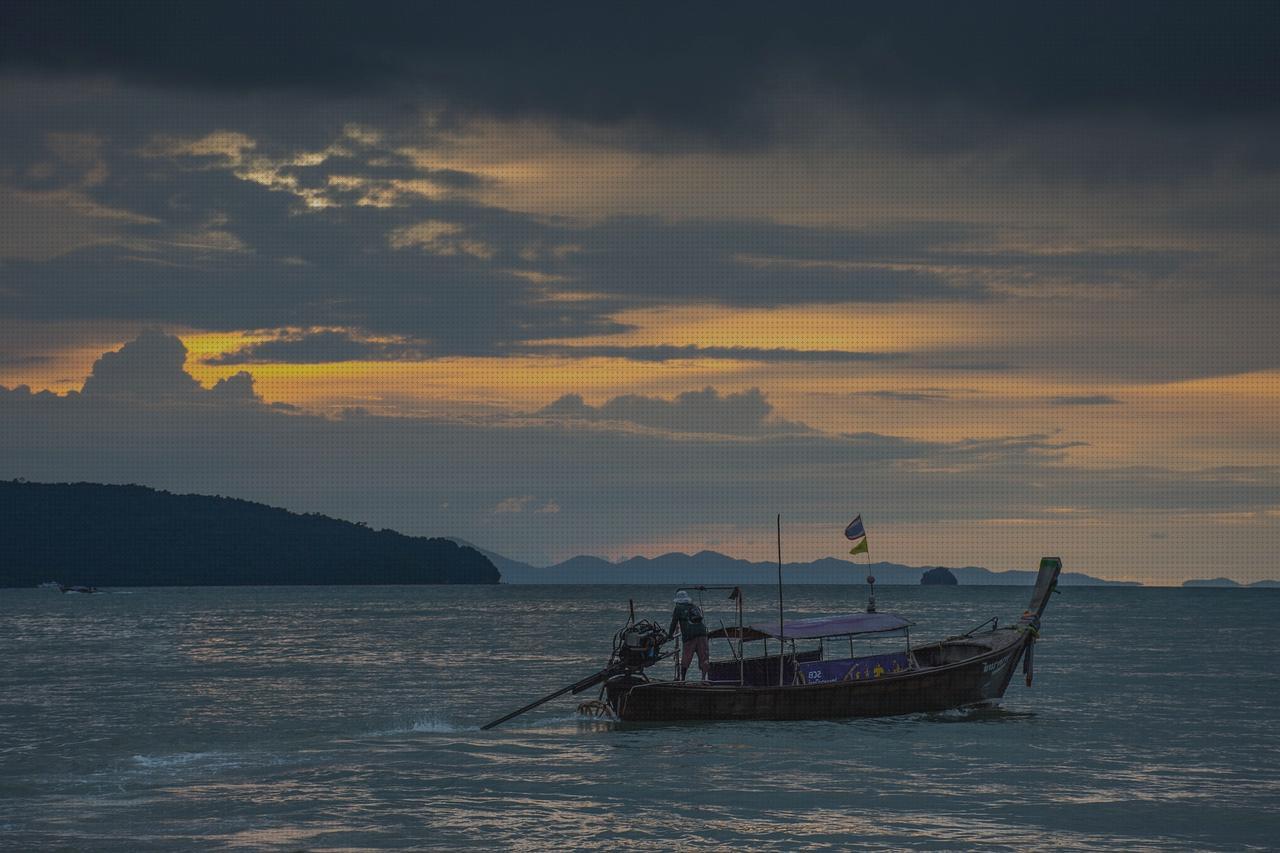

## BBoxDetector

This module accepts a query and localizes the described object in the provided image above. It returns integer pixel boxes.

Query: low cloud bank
[0,334,1275,573]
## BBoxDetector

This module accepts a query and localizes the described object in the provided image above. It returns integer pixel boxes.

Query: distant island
[1183,578,1280,589]
[920,567,959,585]
[0,481,499,587]
[455,542,1137,586]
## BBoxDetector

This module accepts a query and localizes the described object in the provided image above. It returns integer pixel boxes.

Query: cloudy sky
[1,2,1278,582]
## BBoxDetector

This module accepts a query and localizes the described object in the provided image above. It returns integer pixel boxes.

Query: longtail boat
[483,556,1063,728]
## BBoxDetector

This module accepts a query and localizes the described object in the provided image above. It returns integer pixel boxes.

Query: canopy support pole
[777,513,785,687]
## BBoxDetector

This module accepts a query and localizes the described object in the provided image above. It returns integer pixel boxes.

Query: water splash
[361,713,475,736]
[410,714,470,733]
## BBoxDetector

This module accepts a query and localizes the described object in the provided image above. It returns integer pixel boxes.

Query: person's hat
[673,590,691,604]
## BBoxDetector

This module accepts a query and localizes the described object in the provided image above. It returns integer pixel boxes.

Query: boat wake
[362,709,609,737]
[131,751,230,769]
[923,705,1036,723]
[127,750,264,774]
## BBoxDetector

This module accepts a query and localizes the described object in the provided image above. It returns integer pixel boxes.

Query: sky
[1,2,1278,583]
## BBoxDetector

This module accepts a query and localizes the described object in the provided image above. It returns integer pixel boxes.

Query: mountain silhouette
[452,543,1133,586]
[1183,577,1280,588]
[1,481,499,587]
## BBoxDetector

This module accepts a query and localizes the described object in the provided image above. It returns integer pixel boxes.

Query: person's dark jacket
[669,601,709,642]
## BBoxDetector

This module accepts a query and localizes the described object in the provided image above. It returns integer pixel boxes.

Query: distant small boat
[59,585,98,594]
[38,581,61,590]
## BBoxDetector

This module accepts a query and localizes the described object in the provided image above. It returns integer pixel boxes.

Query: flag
[849,538,869,556]
[844,514,865,540]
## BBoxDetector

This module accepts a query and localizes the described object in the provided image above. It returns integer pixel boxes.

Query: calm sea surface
[1,585,1277,851]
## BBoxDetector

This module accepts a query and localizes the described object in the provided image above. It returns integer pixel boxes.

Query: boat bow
[1017,557,1062,686]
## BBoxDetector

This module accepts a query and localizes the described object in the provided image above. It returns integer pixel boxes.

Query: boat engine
[613,620,668,670]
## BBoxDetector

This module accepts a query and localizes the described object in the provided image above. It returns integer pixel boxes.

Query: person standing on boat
[669,590,710,681]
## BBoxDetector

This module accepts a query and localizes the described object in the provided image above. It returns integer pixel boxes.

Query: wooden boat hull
[605,628,1030,722]
[480,558,1061,731]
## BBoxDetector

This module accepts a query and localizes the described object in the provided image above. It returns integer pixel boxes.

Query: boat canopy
[708,612,912,641]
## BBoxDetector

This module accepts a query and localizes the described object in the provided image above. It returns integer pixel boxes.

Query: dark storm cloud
[80,330,260,403]
[851,390,952,402]
[0,33,1274,381]
[0,129,631,350]
[0,127,1020,341]
[80,330,203,398]
[563,219,979,305]
[4,1,1278,138]
[0,122,1238,344]
[921,317,1280,381]
[3,163,1256,374]
[1,73,1264,334]
[1,247,630,356]
[206,330,430,365]
[204,336,909,366]
[515,345,906,364]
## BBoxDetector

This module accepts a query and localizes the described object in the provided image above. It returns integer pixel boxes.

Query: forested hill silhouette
[0,481,499,587]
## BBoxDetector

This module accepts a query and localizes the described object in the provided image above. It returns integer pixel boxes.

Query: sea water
[1,585,1277,850]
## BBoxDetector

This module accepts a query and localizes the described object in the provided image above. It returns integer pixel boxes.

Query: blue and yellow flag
[844,515,866,540]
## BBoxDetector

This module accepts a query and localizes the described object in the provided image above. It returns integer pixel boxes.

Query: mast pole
[777,513,785,687]
[738,589,744,686]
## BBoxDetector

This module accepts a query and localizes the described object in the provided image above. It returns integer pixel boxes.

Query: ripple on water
[1,585,1277,850]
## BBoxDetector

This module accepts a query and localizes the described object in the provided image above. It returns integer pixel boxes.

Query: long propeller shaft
[480,665,618,731]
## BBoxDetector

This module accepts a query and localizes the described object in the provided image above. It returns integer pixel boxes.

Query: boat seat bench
[706,650,912,686]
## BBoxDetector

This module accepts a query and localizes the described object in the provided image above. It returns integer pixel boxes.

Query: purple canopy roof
[752,612,912,640]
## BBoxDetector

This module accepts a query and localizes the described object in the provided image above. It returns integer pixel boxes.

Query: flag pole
[777,513,785,687]
[864,534,875,613]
